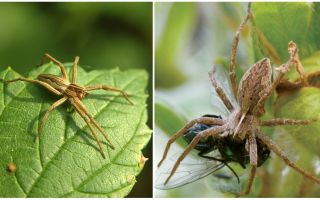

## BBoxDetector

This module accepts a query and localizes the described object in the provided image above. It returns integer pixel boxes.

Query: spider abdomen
[237,58,272,114]
[38,74,69,93]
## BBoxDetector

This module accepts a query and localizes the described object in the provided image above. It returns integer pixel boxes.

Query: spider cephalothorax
[157,3,320,195]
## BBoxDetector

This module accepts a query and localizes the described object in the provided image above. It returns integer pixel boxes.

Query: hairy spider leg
[85,85,134,105]
[73,97,115,149]
[72,56,80,84]
[42,53,68,80]
[243,133,258,195]
[0,77,68,136]
[254,43,298,116]
[38,97,68,136]
[69,98,107,159]
[256,130,320,184]
[208,68,234,111]
[157,117,224,167]
[164,125,227,184]
[260,119,312,126]
[1,77,62,96]
[229,2,252,99]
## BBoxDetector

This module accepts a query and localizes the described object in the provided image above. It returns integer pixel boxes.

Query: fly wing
[155,150,226,190]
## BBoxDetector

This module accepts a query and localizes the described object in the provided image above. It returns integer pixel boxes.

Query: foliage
[0,63,151,197]
[155,2,320,197]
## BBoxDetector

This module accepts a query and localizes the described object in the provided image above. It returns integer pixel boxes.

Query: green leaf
[155,102,188,149]
[0,63,151,197]
[267,130,318,197]
[274,87,320,157]
[155,2,197,88]
[252,2,320,63]
[155,102,186,135]
[285,51,320,82]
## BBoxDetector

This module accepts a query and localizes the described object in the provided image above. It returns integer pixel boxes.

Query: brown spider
[0,54,133,159]
[157,3,320,195]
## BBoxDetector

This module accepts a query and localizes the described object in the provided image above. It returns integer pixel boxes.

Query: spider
[0,54,133,159]
[157,3,320,195]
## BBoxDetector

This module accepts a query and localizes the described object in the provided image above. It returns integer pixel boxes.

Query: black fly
[155,114,270,190]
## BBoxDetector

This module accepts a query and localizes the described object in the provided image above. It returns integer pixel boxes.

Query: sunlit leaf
[252,2,319,63]
[0,63,151,197]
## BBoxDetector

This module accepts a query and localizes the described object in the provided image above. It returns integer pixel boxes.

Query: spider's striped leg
[255,42,299,115]
[38,97,68,136]
[260,118,312,126]
[158,117,224,167]
[0,77,62,96]
[164,125,226,185]
[209,68,234,112]
[229,3,252,99]
[42,53,68,80]
[242,132,258,195]
[307,71,320,86]
[69,98,107,159]
[71,56,80,84]
[85,85,133,105]
[73,97,115,149]
[256,130,320,184]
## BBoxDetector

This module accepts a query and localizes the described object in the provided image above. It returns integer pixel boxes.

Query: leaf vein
[26,73,141,197]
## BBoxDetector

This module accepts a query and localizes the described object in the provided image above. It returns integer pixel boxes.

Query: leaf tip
[138,154,148,169]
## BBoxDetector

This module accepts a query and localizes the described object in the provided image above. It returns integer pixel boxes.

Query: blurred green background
[0,2,152,197]
[155,2,320,197]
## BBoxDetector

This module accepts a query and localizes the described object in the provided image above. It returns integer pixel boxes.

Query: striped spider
[1,54,133,159]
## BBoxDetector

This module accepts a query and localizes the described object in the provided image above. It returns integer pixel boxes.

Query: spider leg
[71,56,80,84]
[256,130,320,184]
[260,118,312,126]
[242,133,258,195]
[307,71,320,86]
[158,117,224,167]
[69,98,107,159]
[293,54,308,86]
[84,85,133,105]
[277,69,320,93]
[73,97,115,149]
[208,68,234,111]
[229,3,252,99]
[164,125,226,185]
[38,97,68,136]
[1,77,62,96]
[255,42,299,115]
[276,79,304,93]
[41,53,68,80]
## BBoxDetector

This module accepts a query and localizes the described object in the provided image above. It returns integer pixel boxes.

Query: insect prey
[157,3,320,195]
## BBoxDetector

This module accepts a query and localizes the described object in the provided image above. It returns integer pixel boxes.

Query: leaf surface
[252,2,320,63]
[0,63,151,197]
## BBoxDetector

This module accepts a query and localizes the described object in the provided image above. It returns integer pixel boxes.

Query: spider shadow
[4,83,118,153]
[85,93,134,106]
[3,83,55,104]
[26,102,114,154]
[67,113,115,153]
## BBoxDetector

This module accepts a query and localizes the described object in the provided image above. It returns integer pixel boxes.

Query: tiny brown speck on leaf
[7,163,16,173]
